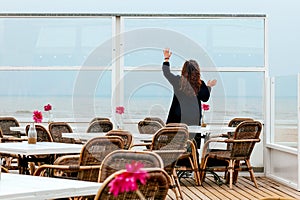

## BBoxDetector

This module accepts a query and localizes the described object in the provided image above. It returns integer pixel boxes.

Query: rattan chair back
[98,150,164,182]
[48,122,74,143]
[94,168,170,200]
[138,120,163,134]
[106,129,133,150]
[86,120,113,133]
[228,117,254,127]
[89,117,111,124]
[144,116,166,126]
[77,136,124,182]
[150,127,188,151]
[0,117,21,138]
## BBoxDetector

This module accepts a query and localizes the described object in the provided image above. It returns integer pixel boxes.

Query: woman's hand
[163,48,172,61]
[207,79,217,87]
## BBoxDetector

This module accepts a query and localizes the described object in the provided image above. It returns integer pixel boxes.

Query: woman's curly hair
[179,60,202,96]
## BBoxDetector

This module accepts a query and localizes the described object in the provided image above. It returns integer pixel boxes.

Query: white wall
[1,0,299,76]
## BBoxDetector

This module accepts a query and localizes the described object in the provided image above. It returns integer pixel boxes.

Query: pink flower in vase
[202,103,210,111]
[116,106,125,115]
[115,106,125,129]
[33,110,43,123]
[44,104,52,111]
[108,161,149,197]
[44,103,53,123]
[201,103,209,127]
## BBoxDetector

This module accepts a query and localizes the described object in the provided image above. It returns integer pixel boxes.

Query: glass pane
[123,18,264,67]
[273,75,298,148]
[0,70,111,121]
[123,70,264,124]
[0,18,112,67]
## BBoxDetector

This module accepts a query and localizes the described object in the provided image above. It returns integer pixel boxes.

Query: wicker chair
[34,136,124,182]
[202,117,255,185]
[144,116,166,126]
[86,120,113,133]
[0,128,26,171]
[137,120,163,134]
[131,127,188,200]
[106,129,133,150]
[0,117,22,138]
[98,150,164,183]
[94,168,170,200]
[48,122,75,143]
[199,120,262,189]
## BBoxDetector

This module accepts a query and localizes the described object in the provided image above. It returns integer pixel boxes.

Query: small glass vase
[116,114,123,130]
[201,113,207,127]
[48,111,53,123]
[28,123,37,144]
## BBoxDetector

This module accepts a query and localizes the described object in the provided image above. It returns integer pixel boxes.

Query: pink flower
[108,161,149,197]
[116,106,125,115]
[202,104,210,111]
[33,110,43,123]
[44,104,52,111]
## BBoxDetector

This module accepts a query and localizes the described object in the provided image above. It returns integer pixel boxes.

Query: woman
[162,48,217,125]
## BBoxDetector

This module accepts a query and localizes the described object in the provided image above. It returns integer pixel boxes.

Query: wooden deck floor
[167,176,300,200]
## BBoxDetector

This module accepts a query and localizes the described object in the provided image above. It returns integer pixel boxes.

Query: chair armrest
[33,164,101,177]
[201,138,227,158]
[0,137,28,142]
[129,143,152,150]
[54,154,80,165]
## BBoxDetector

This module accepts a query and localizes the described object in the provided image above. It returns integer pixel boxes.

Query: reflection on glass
[273,75,298,148]
[0,18,112,67]
[123,18,265,67]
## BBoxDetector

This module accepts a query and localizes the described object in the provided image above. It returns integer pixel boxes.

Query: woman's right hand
[163,48,172,60]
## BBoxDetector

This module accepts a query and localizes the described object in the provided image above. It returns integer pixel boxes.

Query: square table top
[0,173,102,200]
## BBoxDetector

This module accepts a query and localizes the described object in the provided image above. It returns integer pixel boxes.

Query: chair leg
[233,160,240,184]
[188,157,200,186]
[199,157,208,185]
[245,159,258,188]
[172,169,184,200]
[228,160,234,189]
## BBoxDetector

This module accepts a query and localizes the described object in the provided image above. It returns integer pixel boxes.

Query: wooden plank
[237,177,280,199]
[182,178,213,200]
[254,177,300,199]
[168,176,300,200]
[205,176,247,200]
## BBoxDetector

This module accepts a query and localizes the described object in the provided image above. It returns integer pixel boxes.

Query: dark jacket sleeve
[198,80,210,102]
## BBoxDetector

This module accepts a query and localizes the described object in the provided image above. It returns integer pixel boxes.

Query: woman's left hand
[207,79,217,87]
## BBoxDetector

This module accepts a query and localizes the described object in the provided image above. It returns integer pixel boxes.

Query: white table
[0,142,83,174]
[62,132,154,143]
[188,125,236,149]
[0,173,102,200]
[188,125,235,134]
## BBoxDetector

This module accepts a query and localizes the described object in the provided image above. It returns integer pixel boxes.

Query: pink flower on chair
[108,161,149,197]
[44,104,52,111]
[202,104,210,111]
[116,106,125,115]
[33,110,43,123]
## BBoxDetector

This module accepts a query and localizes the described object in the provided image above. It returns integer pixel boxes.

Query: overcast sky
[1,0,300,77]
